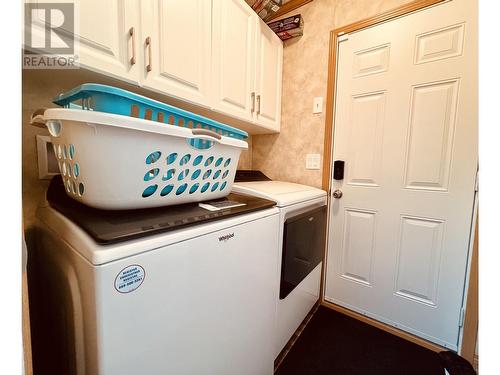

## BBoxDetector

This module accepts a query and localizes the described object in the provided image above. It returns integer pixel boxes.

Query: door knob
[333,189,343,199]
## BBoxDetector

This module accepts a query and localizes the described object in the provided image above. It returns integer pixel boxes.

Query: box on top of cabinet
[267,14,304,40]
[248,0,282,21]
[257,1,282,21]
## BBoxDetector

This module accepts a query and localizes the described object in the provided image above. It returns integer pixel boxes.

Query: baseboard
[321,300,446,353]
[274,302,319,371]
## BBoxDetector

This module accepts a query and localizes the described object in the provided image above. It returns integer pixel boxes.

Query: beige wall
[252,0,414,188]
[22,69,253,227]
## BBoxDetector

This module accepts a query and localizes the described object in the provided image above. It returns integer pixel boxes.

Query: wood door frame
[320,0,478,356]
[460,217,478,363]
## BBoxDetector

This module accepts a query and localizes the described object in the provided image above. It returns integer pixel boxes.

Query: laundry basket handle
[30,108,47,128]
[191,128,222,140]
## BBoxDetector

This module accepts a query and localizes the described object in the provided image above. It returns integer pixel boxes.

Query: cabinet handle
[256,94,261,115]
[145,36,152,72]
[251,92,255,113]
[129,27,136,65]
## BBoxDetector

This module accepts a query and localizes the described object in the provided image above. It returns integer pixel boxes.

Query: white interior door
[325,0,477,350]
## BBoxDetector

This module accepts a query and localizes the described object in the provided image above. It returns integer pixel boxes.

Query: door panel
[414,23,465,65]
[404,79,459,191]
[141,0,211,106]
[394,216,444,306]
[340,209,377,286]
[353,44,390,77]
[325,0,477,349]
[348,91,386,187]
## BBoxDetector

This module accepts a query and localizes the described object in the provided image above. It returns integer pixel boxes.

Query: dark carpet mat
[275,306,445,375]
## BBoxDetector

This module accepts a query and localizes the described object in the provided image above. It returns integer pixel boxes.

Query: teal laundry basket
[53,83,248,149]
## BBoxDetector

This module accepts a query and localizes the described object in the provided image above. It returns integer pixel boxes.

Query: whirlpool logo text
[218,233,235,242]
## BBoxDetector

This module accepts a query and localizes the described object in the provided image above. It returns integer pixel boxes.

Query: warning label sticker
[114,265,145,293]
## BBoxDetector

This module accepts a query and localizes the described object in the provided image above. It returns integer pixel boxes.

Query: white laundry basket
[31,108,248,210]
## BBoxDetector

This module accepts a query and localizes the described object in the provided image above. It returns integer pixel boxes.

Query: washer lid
[232,181,326,207]
[45,175,276,245]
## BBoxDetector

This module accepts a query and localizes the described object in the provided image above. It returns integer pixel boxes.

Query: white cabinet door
[78,0,140,84]
[212,0,256,121]
[28,0,140,84]
[254,19,283,131]
[141,0,212,107]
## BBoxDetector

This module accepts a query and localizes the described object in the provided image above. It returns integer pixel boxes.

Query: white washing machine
[28,176,280,375]
[232,171,327,357]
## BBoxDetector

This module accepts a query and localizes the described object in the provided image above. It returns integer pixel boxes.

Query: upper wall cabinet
[212,1,282,132]
[140,0,212,107]
[254,18,283,131]
[212,0,256,122]
[34,0,283,134]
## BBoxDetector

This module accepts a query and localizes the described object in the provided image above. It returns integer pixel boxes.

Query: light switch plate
[313,97,323,114]
[306,154,321,170]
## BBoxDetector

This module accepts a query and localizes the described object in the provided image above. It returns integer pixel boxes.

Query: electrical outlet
[313,97,323,114]
[36,135,60,179]
[306,154,321,170]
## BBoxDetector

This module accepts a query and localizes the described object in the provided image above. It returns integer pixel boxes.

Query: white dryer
[232,171,327,357]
